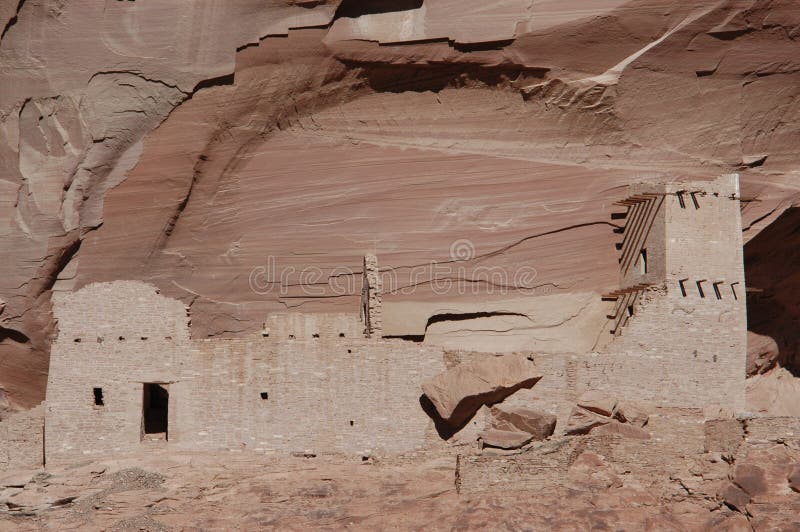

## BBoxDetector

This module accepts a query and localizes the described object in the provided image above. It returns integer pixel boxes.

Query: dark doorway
[142,383,169,440]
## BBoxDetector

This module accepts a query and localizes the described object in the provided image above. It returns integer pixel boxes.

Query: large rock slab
[490,405,556,440]
[612,401,650,427]
[421,354,542,427]
[576,390,617,418]
[565,407,611,436]
[747,331,780,376]
[478,429,533,450]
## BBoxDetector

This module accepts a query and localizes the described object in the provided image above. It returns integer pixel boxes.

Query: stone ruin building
[0,174,754,470]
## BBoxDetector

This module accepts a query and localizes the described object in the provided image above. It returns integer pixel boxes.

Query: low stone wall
[492,351,743,433]
[0,404,44,470]
[46,335,446,464]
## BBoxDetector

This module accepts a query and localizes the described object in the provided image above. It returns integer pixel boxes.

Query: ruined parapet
[52,280,190,343]
[362,254,382,338]
[264,312,362,340]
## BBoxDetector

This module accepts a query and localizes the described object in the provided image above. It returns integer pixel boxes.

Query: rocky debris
[0,470,32,489]
[732,464,767,500]
[567,451,623,492]
[447,406,491,446]
[478,429,533,450]
[566,391,649,436]
[747,331,780,376]
[0,432,798,530]
[740,154,768,168]
[565,407,611,435]
[421,354,542,427]
[612,401,649,427]
[576,390,617,417]
[489,405,556,441]
[746,367,800,417]
[718,482,750,513]
[105,468,165,492]
[592,420,650,440]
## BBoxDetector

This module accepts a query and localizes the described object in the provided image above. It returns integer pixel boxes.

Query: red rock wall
[2,1,800,407]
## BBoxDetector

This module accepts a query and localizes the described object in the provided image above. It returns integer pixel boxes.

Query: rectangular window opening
[626,305,634,317]
[142,383,169,441]
[639,249,648,275]
[731,282,739,301]
[677,191,686,209]
[690,192,700,209]
[679,279,688,297]
[93,387,104,406]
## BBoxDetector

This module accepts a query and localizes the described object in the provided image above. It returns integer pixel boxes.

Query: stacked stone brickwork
[0,404,44,470]
[45,281,444,465]
[263,312,362,340]
[362,254,382,338]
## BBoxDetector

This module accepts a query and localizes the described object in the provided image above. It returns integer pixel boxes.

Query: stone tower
[605,175,747,411]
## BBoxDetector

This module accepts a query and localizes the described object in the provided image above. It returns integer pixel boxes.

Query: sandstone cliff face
[1,0,799,407]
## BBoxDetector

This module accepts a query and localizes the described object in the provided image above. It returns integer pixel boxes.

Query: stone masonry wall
[602,175,747,411]
[0,404,44,470]
[46,281,445,464]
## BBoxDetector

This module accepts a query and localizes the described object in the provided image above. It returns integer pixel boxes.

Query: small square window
[260,392,269,400]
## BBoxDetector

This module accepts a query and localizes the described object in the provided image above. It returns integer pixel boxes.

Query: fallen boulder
[421,354,542,428]
[478,429,533,450]
[719,482,750,512]
[565,407,611,435]
[576,390,617,417]
[747,331,780,376]
[613,401,649,427]
[490,405,556,440]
